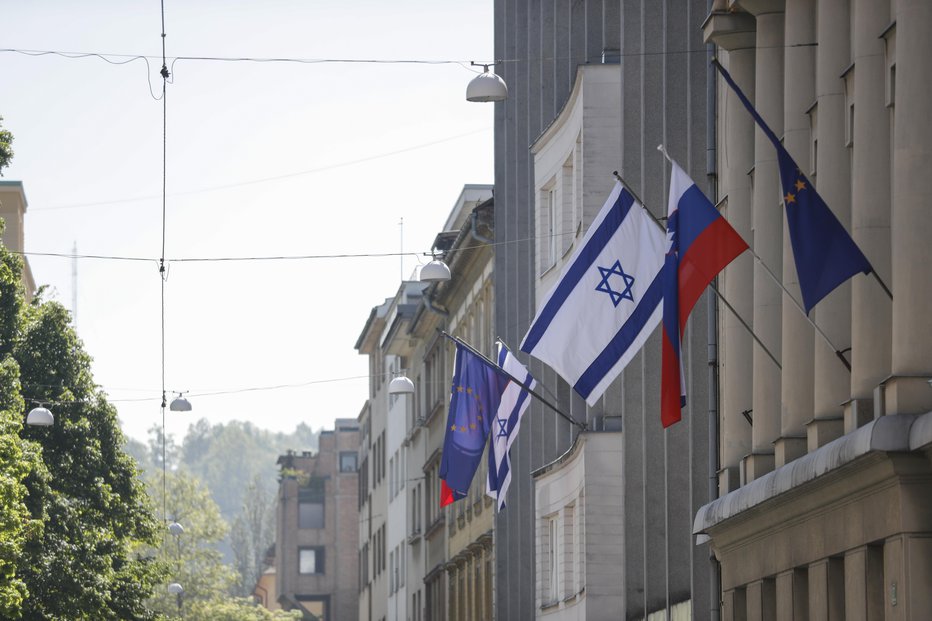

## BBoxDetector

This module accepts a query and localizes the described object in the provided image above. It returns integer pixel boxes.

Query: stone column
[703,9,757,493]
[724,588,748,621]
[775,568,808,621]
[808,558,845,621]
[746,578,776,621]
[846,0,892,433]
[844,546,883,621]
[888,0,932,415]
[745,1,784,482]
[776,0,814,468]
[807,0,853,447]
[884,534,932,617]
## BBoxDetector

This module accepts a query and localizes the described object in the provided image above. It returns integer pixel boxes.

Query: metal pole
[439,331,586,430]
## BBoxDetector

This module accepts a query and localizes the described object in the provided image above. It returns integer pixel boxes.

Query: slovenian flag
[661,161,747,427]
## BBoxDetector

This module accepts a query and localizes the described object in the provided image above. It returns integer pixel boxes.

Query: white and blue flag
[486,341,535,510]
[520,182,666,406]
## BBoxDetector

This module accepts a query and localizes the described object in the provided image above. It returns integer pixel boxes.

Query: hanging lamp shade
[420,259,451,283]
[169,395,192,412]
[466,66,508,102]
[388,375,415,395]
[26,406,54,427]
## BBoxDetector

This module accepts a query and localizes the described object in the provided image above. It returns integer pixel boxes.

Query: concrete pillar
[776,0,814,468]
[808,558,845,621]
[847,0,893,433]
[747,2,784,482]
[776,568,808,621]
[719,47,756,488]
[724,588,749,621]
[844,546,883,621]
[703,11,757,492]
[808,0,853,448]
[888,0,932,415]
[747,578,777,621]
[884,534,932,620]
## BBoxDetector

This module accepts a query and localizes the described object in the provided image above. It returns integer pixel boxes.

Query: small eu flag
[439,342,510,506]
[713,59,873,314]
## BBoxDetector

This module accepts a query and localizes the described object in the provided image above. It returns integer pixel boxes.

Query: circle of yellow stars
[450,385,484,433]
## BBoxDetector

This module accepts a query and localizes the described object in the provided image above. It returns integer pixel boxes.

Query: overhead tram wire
[0,42,817,68]
[30,127,492,212]
[7,229,580,264]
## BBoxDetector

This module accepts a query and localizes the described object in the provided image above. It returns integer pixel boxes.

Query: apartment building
[0,180,36,297]
[356,185,495,621]
[274,419,360,620]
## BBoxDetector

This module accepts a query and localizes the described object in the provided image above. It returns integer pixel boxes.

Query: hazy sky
[1,1,494,443]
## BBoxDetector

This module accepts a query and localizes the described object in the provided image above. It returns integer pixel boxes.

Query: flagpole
[439,331,587,430]
[612,169,783,371]
[496,335,564,407]
[654,144,852,372]
[710,57,891,308]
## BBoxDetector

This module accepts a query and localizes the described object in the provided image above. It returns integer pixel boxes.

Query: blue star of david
[496,418,509,438]
[594,260,635,307]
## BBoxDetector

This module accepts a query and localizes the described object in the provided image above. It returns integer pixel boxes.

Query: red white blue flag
[661,161,747,427]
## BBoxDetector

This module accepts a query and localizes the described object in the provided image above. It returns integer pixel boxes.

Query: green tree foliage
[0,116,12,176]
[0,229,166,619]
[0,246,38,617]
[15,298,166,620]
[148,470,236,617]
[184,598,300,621]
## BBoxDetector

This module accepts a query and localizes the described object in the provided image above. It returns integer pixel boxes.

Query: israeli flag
[486,341,535,510]
[520,182,666,405]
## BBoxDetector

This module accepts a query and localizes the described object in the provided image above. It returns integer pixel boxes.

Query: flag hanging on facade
[521,182,667,406]
[661,160,748,427]
[486,341,535,510]
[713,60,873,314]
[439,342,510,506]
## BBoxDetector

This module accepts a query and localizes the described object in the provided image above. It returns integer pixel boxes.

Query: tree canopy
[0,231,166,619]
[0,238,38,617]
[0,116,12,175]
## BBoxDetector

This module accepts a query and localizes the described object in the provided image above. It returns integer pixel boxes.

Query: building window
[298,479,325,529]
[540,184,557,273]
[549,517,559,600]
[564,503,576,598]
[299,501,324,529]
[299,547,325,574]
[340,451,358,473]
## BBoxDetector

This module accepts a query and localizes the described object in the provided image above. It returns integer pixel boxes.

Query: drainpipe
[470,210,494,245]
[424,288,449,317]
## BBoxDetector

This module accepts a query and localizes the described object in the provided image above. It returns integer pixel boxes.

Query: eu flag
[439,342,510,506]
[713,59,873,314]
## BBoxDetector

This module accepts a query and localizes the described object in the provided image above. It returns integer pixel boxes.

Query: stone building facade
[697,1,932,619]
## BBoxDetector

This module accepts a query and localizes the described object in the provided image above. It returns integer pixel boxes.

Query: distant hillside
[125,418,321,592]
